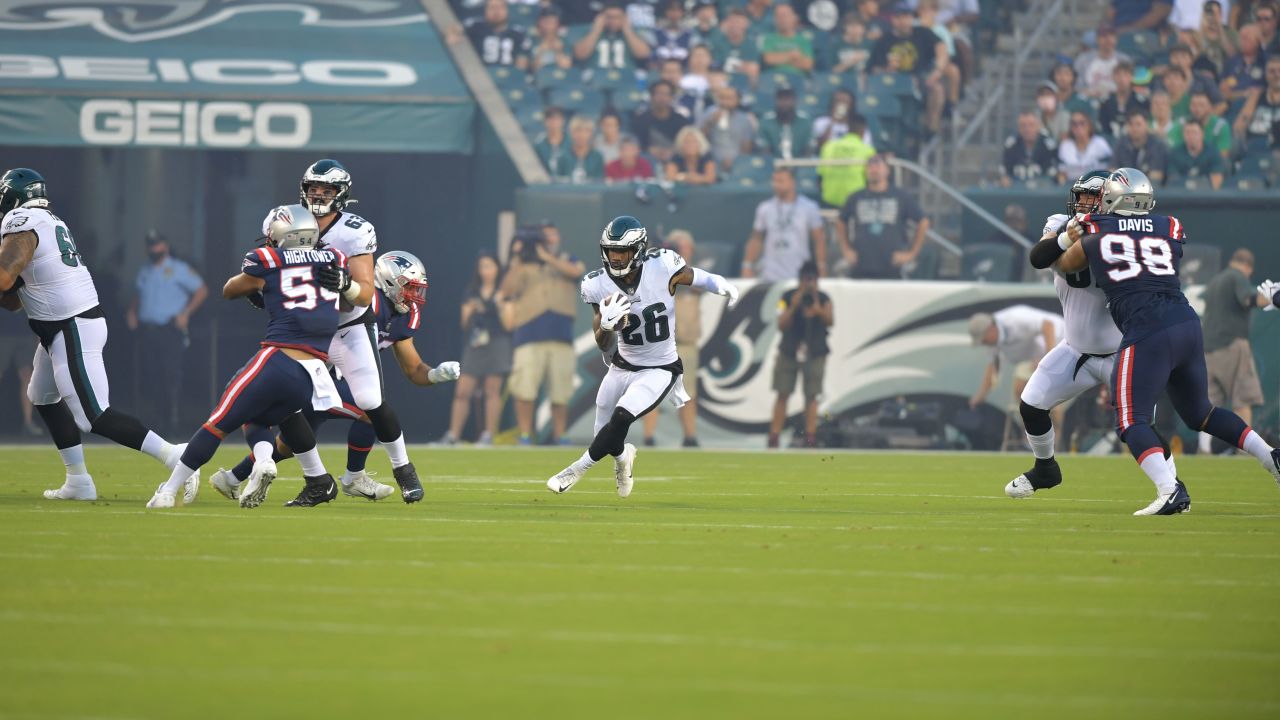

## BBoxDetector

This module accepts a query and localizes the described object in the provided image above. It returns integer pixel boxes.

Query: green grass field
[1,445,1278,720]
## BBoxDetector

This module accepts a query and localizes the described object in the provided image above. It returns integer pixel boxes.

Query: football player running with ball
[546,216,739,496]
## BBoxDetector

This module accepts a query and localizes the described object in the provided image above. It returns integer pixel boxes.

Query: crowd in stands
[1002,0,1280,191]
[450,0,1005,201]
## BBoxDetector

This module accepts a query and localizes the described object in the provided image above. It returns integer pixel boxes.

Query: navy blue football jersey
[242,246,345,357]
[1079,212,1197,344]
[372,288,421,349]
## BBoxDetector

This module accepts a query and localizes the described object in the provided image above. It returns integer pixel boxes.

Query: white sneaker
[42,473,97,501]
[182,468,201,505]
[546,466,583,494]
[341,471,395,501]
[239,459,277,509]
[1005,475,1035,499]
[146,485,176,509]
[614,443,637,498]
[209,468,241,501]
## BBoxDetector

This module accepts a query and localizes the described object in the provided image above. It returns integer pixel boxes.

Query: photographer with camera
[769,261,834,449]
[500,221,585,445]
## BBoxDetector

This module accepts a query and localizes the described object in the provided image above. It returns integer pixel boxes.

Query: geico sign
[81,100,311,148]
[0,55,416,86]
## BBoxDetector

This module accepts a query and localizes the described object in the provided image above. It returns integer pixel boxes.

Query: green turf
[1,445,1278,719]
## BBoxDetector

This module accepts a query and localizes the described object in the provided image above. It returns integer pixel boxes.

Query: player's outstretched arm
[0,230,37,292]
[391,338,460,387]
[223,273,265,299]
[671,266,740,307]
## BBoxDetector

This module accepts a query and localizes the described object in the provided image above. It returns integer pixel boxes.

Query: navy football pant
[1113,319,1251,464]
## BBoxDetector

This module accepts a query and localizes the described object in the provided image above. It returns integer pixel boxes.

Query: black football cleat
[393,462,424,504]
[285,474,339,507]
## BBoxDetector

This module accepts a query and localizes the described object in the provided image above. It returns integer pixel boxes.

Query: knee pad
[1019,401,1053,436]
[589,407,637,461]
[349,382,384,412]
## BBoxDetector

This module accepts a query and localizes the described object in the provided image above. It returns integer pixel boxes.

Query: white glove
[599,291,632,331]
[722,282,740,309]
[1259,280,1279,311]
[427,361,461,384]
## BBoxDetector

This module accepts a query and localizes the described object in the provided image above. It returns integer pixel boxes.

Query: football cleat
[42,473,97,501]
[1005,458,1062,499]
[285,474,339,507]
[1268,449,1280,488]
[209,468,241,501]
[182,469,201,505]
[546,466,583,494]
[1133,480,1191,516]
[341,471,395,501]
[146,486,176,509]
[614,443,637,498]
[392,463,424,504]
[239,459,277,509]
[1005,476,1035,499]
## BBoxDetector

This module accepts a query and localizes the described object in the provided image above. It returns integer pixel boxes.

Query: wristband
[341,280,362,303]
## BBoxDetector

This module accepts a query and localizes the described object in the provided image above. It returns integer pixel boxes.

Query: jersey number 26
[1099,234,1175,282]
[280,266,339,310]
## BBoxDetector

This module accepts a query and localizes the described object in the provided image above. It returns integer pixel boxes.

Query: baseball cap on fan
[968,313,995,345]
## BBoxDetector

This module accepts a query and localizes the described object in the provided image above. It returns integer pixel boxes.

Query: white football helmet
[1099,167,1155,216]
[265,204,319,250]
[374,251,429,314]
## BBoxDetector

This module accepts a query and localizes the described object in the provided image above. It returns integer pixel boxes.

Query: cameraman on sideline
[769,261,834,449]
[501,221,585,445]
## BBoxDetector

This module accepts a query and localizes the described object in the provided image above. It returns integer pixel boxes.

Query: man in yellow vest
[817,113,875,208]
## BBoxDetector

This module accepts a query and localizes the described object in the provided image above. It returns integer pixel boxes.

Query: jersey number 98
[1099,234,1175,282]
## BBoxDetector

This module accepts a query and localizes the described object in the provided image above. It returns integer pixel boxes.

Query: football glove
[317,260,352,294]
[427,361,461,384]
[722,282,741,309]
[1259,279,1279,311]
[246,290,265,310]
[599,291,632,331]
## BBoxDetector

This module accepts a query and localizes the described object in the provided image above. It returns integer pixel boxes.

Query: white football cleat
[614,443,637,498]
[42,473,97,501]
[1133,480,1191,516]
[1005,475,1035,499]
[146,486,176,509]
[546,466,583,494]
[209,468,240,501]
[182,468,201,505]
[239,459,277,509]
[341,471,395,501]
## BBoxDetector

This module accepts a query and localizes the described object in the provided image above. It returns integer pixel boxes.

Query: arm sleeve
[689,267,731,294]
[1028,235,1068,269]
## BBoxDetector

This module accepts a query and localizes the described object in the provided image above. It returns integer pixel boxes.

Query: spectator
[641,229,703,448]
[534,105,570,176]
[624,0,660,31]
[836,154,929,279]
[813,88,859,151]
[1256,2,1280,52]
[743,0,776,35]
[1234,54,1280,146]
[463,0,528,69]
[1165,42,1229,115]
[651,0,695,67]
[573,3,652,70]
[1035,81,1072,140]
[699,86,757,170]
[706,8,762,87]
[768,261,833,449]
[126,229,207,434]
[563,115,606,182]
[818,113,876,207]
[744,168,826,281]
[1167,118,1227,187]
[525,5,572,71]
[1200,248,1269,451]
[1187,1,1240,76]
[595,110,624,163]
[0,313,40,436]
[1114,107,1171,184]
[852,0,891,42]
[1100,61,1151,139]
[1108,0,1173,34]
[500,223,585,445]
[1051,62,1097,119]
[605,136,657,181]
[1150,89,1180,142]
[631,80,690,163]
[666,126,718,185]
[936,0,981,81]
[757,87,814,159]
[1162,66,1194,120]
[1171,0,1230,30]
[691,1,719,45]
[829,13,875,77]
[679,47,715,119]
[1222,23,1269,103]
[1076,26,1132,99]
[761,3,815,76]
[916,0,963,107]
[1058,111,1114,181]
[443,253,513,446]
[967,306,1065,411]
[869,3,950,134]
[1002,110,1059,185]
[1169,90,1233,155]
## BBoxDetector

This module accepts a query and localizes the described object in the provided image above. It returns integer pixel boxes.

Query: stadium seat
[535,66,580,91]
[1180,243,1222,285]
[488,65,530,91]
[865,72,917,100]
[859,91,903,120]
[589,67,638,94]
[1116,30,1157,64]
[508,2,536,25]
[756,71,804,99]
[728,155,774,187]
[811,72,849,97]
[961,243,1019,283]
[1226,173,1270,191]
[504,86,541,114]
[794,165,820,195]
[1236,150,1274,176]
[547,87,606,118]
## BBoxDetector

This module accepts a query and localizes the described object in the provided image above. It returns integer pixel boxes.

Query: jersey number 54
[280,266,339,310]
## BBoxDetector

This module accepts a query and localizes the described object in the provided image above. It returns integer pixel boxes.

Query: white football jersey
[1043,213,1122,355]
[262,208,376,325]
[2,207,99,321]
[580,248,685,368]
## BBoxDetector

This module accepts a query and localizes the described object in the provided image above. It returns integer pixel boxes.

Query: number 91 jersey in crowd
[1,207,98,322]
[1079,212,1197,344]
[242,246,347,358]
[581,247,685,368]
[261,208,375,326]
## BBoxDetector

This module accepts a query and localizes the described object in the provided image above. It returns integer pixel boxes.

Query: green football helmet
[299,159,353,217]
[1067,169,1110,215]
[600,215,648,278]
[0,168,49,215]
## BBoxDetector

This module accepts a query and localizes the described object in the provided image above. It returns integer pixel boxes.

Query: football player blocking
[1045,168,1280,515]
[546,216,739,496]
[0,168,198,502]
